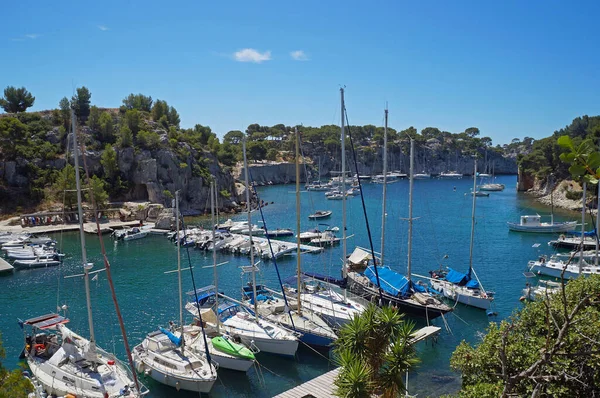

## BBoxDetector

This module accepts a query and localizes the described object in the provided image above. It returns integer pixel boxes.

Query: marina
[1,174,586,397]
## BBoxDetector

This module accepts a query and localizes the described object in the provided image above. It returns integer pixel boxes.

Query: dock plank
[273,368,339,398]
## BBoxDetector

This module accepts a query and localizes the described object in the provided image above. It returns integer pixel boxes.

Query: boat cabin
[519,215,542,226]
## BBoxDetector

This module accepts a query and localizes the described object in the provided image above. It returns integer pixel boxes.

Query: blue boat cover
[364,266,427,298]
[567,228,596,237]
[444,268,479,289]
[160,327,182,347]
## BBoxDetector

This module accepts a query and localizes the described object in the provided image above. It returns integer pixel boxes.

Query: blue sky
[1,0,599,145]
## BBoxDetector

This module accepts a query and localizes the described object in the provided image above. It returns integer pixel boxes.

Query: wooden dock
[273,368,340,398]
[0,257,14,274]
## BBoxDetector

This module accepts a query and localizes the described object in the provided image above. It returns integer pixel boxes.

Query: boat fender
[136,361,145,373]
[175,381,180,391]
[560,234,566,240]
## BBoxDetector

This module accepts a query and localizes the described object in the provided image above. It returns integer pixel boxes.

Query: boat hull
[347,276,450,319]
[209,351,254,372]
[429,280,492,310]
[507,221,577,233]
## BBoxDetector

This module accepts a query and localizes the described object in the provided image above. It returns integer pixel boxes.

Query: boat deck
[0,257,14,273]
[273,368,339,398]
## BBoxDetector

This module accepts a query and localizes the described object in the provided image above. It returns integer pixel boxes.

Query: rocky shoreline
[525,179,597,214]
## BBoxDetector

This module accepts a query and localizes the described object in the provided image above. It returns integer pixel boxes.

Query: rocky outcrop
[236,162,306,184]
[517,168,535,191]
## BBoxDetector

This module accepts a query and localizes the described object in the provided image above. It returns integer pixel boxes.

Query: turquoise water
[0,175,586,397]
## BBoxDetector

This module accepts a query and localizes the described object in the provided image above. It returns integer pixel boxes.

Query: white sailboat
[283,119,365,329]
[184,181,256,372]
[429,159,495,310]
[186,138,299,358]
[21,111,148,398]
[240,132,337,347]
[132,191,216,393]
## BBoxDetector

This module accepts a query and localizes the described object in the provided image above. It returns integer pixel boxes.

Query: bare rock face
[517,168,535,191]
[236,162,306,184]
[154,208,175,230]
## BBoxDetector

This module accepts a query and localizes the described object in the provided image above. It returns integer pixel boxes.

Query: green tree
[151,99,169,121]
[124,109,142,135]
[168,106,180,127]
[122,93,153,112]
[117,125,133,148]
[450,275,600,397]
[59,96,71,128]
[101,144,118,180]
[71,86,92,122]
[87,105,101,131]
[136,130,161,150]
[464,127,480,138]
[333,305,419,398]
[98,112,114,143]
[52,164,78,209]
[247,141,267,161]
[0,333,33,397]
[86,175,109,207]
[0,117,28,160]
[0,86,35,113]
[224,130,245,145]
[266,148,278,161]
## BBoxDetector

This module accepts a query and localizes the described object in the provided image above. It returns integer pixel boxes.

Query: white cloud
[25,34,39,39]
[290,50,309,61]
[98,25,109,31]
[233,48,272,63]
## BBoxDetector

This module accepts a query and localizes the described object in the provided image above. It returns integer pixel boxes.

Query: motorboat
[308,210,332,220]
[13,257,61,269]
[507,215,577,233]
[413,172,431,179]
[439,171,462,179]
[520,279,562,301]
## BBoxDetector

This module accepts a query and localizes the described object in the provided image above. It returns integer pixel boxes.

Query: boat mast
[380,106,388,266]
[175,190,184,349]
[550,176,554,226]
[580,182,587,272]
[407,138,415,280]
[72,109,96,349]
[469,159,477,274]
[242,137,259,321]
[295,127,302,316]
[210,181,219,333]
[341,88,348,283]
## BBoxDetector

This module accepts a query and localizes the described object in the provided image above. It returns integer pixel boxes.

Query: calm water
[0,175,586,397]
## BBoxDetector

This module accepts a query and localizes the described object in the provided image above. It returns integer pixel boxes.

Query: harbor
[1,174,584,397]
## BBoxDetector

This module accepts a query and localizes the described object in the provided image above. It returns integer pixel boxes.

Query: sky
[1,0,599,145]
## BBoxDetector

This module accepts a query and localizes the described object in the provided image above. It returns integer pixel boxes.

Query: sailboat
[240,131,337,347]
[20,111,148,398]
[181,182,256,372]
[132,191,217,393]
[478,162,505,191]
[346,138,452,319]
[281,119,365,330]
[428,160,495,310]
[186,138,299,358]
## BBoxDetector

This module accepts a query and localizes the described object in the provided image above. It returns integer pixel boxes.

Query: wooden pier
[274,368,340,398]
[0,257,14,274]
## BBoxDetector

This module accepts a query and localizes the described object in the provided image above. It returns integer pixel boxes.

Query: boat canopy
[364,266,427,298]
[348,247,372,267]
[445,268,479,289]
[567,228,596,237]
[159,327,182,347]
[22,313,69,329]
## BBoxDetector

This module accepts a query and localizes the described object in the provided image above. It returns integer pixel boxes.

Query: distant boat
[466,190,490,197]
[478,183,505,191]
[265,228,294,237]
[413,172,431,179]
[507,215,577,233]
[439,171,462,179]
[308,210,332,220]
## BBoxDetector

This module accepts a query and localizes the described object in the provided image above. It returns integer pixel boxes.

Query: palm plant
[333,304,418,398]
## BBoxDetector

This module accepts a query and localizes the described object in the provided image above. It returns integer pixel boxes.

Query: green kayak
[211,336,255,360]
